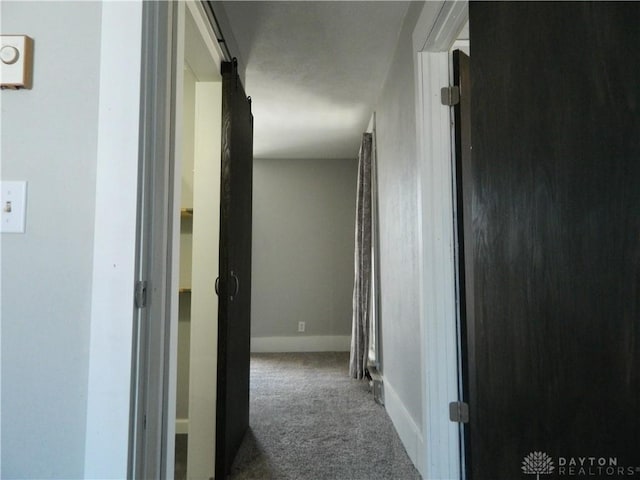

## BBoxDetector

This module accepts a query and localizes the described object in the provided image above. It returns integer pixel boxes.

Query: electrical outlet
[298,321,305,333]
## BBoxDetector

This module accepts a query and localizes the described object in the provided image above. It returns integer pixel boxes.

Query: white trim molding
[414,1,469,53]
[250,335,351,353]
[84,2,143,477]
[416,50,463,480]
[383,378,425,476]
[413,1,469,479]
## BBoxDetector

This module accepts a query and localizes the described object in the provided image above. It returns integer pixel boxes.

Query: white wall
[374,1,426,473]
[1,2,102,477]
[1,2,143,478]
[251,158,357,352]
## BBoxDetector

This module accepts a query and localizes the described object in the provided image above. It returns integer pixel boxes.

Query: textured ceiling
[220,1,410,159]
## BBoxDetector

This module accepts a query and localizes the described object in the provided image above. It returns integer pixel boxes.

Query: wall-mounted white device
[1,35,34,89]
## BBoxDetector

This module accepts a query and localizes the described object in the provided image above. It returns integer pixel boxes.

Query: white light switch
[1,181,28,233]
[0,35,34,89]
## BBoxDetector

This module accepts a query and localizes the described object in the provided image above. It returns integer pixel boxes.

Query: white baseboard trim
[175,418,189,435]
[383,378,425,476]
[251,335,351,353]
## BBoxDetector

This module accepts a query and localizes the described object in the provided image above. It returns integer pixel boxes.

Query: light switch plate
[1,181,28,233]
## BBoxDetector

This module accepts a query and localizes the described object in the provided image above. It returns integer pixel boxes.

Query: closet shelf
[179,288,192,294]
[181,208,194,217]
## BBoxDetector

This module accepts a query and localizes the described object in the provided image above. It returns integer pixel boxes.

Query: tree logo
[522,451,555,479]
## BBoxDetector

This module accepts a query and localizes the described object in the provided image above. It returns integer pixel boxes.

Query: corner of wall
[373,0,426,470]
[83,2,143,477]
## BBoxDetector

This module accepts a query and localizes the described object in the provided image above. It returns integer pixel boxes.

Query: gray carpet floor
[228,352,421,480]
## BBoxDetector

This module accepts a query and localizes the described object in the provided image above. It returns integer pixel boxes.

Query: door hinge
[135,281,148,308]
[449,401,469,423]
[441,86,460,106]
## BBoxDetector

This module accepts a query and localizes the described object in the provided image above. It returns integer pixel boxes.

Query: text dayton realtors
[557,457,637,476]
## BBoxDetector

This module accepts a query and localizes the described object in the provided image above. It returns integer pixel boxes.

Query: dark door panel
[216,59,253,479]
[469,3,640,479]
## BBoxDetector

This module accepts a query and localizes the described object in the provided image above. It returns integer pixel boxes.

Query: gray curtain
[349,133,372,379]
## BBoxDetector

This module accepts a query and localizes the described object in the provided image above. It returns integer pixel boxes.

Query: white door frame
[130,2,176,478]
[84,2,144,478]
[179,2,225,478]
[131,1,226,478]
[413,2,469,479]
[165,1,227,477]
[164,1,227,477]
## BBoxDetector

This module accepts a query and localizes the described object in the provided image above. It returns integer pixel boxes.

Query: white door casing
[413,1,469,479]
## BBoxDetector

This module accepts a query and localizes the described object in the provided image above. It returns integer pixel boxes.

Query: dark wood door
[215,59,253,479]
[452,49,473,478]
[468,3,640,479]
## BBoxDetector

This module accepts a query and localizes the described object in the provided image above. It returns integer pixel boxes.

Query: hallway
[226,352,420,480]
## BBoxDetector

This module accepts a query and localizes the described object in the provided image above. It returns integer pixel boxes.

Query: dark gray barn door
[468,3,640,479]
[215,59,253,479]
